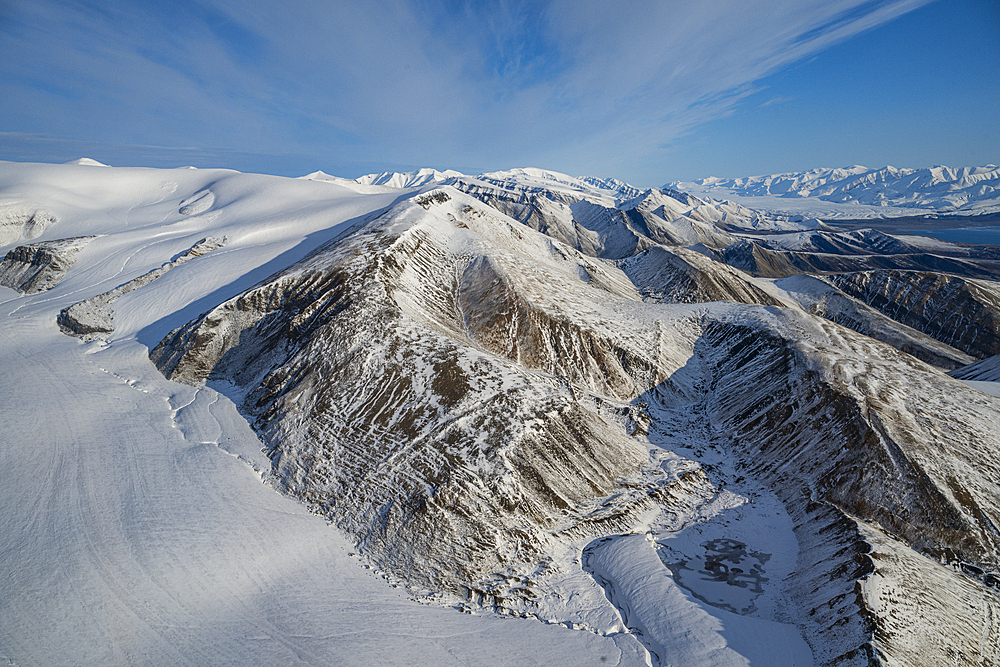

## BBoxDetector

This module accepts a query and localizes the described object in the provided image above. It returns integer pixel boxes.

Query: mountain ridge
[669,164,1000,216]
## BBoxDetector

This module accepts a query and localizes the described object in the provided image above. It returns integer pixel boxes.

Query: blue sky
[0,0,996,186]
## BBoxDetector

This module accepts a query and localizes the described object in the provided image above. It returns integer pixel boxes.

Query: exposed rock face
[686,313,1000,665]
[776,229,920,256]
[448,180,608,256]
[450,178,736,260]
[58,237,225,340]
[571,194,737,254]
[777,274,976,369]
[696,314,999,570]
[619,244,787,306]
[777,500,877,666]
[580,176,644,200]
[828,270,1000,359]
[0,207,58,246]
[729,228,1000,260]
[950,353,1000,382]
[857,519,1000,667]
[151,191,697,593]
[0,236,95,293]
[715,238,1000,280]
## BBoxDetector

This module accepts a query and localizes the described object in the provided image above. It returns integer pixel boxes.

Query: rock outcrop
[59,237,224,340]
[828,270,1000,359]
[0,236,95,293]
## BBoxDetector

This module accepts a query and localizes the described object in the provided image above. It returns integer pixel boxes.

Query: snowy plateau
[1,160,999,667]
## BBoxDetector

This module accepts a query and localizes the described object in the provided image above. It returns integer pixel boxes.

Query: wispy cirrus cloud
[761,95,796,108]
[0,0,932,182]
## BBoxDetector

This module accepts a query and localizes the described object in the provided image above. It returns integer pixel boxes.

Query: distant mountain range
[669,165,1000,218]
[331,163,1000,220]
[305,166,824,233]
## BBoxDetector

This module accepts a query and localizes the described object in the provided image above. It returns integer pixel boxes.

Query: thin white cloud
[761,95,796,108]
[0,0,933,181]
[530,0,933,170]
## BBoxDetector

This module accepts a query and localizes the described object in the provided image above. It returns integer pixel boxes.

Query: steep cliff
[0,236,95,293]
[828,270,1000,359]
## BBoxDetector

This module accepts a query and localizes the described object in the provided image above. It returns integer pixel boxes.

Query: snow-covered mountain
[671,165,1000,218]
[355,167,464,188]
[348,167,825,245]
[2,160,999,667]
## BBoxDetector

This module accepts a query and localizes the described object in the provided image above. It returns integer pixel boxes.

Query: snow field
[0,161,651,666]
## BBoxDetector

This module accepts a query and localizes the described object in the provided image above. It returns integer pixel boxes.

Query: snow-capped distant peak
[478,167,580,185]
[299,170,409,194]
[472,168,647,205]
[65,157,109,167]
[354,168,464,189]
[579,176,645,200]
[669,164,1000,218]
[301,170,336,181]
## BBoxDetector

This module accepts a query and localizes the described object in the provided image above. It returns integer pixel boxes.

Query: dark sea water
[905,226,1000,245]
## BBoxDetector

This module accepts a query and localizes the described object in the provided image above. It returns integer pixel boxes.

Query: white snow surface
[0,161,656,666]
[354,167,464,189]
[0,161,821,666]
[671,165,1000,218]
[65,157,110,167]
[961,380,1000,398]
